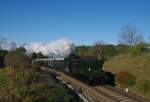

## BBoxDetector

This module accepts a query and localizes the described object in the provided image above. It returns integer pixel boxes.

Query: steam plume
[0,37,17,51]
[0,37,75,57]
[22,38,75,57]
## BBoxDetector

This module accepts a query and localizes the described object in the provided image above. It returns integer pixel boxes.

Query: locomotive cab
[64,54,106,85]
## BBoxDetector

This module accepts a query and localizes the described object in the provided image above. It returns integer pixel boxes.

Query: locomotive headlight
[88,68,91,72]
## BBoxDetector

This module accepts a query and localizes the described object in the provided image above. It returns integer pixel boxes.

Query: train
[33,54,107,85]
[63,54,106,85]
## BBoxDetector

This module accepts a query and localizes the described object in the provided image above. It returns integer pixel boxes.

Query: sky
[0,0,150,45]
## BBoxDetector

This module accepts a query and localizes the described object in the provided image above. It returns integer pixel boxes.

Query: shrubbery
[0,64,81,102]
[0,47,81,102]
[4,48,31,67]
[0,50,8,68]
[116,71,136,88]
[130,43,149,56]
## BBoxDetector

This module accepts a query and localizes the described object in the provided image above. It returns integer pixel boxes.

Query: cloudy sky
[0,0,150,45]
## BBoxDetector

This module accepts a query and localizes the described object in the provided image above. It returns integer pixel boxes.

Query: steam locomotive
[34,54,106,85]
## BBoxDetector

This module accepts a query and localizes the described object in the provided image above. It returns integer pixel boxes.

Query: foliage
[115,44,130,55]
[75,42,149,62]
[1,47,82,101]
[75,44,124,61]
[31,52,47,59]
[100,44,117,60]
[0,50,8,68]
[130,42,149,56]
[0,65,81,102]
[75,45,91,56]
[116,71,136,88]
[4,48,31,67]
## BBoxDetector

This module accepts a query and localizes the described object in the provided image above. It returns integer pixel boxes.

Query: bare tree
[119,24,143,46]
[92,41,105,60]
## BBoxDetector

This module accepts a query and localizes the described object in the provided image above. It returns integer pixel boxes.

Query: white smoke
[22,38,75,57]
[0,37,17,51]
[0,37,75,57]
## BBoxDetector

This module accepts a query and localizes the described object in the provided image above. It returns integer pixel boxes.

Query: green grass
[0,68,6,89]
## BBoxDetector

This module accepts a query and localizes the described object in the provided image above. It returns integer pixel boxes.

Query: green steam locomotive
[34,54,106,85]
[51,54,106,85]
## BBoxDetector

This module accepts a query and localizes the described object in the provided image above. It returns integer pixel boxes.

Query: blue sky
[0,0,150,45]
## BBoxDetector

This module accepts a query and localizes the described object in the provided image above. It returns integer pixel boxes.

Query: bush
[4,51,31,67]
[0,50,8,68]
[130,43,149,56]
[116,71,136,88]
[0,65,81,102]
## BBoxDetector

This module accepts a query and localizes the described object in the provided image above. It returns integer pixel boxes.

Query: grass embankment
[104,54,150,98]
[0,68,6,89]
[0,65,82,102]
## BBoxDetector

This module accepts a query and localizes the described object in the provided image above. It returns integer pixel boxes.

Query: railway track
[41,67,149,102]
[94,85,143,102]
[99,85,149,102]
